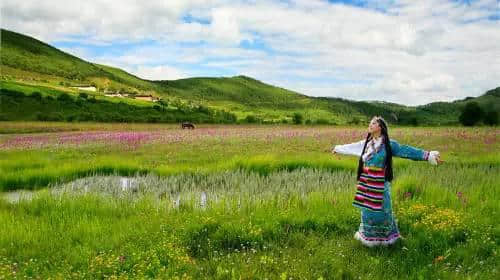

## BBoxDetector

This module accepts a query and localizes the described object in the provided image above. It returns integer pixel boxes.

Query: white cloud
[133,65,188,81]
[1,0,500,105]
[209,8,245,44]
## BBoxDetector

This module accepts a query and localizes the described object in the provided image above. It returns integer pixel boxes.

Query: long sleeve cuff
[423,151,430,161]
[427,151,440,165]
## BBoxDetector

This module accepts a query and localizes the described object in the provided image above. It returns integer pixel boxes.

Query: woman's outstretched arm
[390,139,442,165]
[332,140,365,157]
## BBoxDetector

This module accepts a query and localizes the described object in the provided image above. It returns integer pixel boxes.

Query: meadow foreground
[0,123,498,279]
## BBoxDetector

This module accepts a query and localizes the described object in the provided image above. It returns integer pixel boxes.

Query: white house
[71,86,97,92]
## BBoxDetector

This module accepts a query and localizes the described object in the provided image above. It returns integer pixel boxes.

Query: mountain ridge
[1,28,498,125]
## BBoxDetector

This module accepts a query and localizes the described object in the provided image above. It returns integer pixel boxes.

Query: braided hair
[356,116,393,182]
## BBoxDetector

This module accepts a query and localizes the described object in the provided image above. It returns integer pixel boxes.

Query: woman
[332,116,443,247]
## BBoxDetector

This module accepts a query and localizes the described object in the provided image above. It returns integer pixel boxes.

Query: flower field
[0,122,498,279]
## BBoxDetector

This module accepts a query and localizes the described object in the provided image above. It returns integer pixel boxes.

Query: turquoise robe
[355,140,429,245]
[334,139,430,246]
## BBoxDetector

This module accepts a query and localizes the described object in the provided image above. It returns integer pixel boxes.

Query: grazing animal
[181,122,195,129]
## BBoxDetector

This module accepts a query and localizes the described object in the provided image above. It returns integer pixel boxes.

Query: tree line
[459,102,498,126]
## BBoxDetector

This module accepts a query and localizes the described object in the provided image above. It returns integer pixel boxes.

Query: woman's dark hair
[356,117,393,182]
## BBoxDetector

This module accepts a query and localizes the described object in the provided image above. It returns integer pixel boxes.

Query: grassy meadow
[0,122,499,279]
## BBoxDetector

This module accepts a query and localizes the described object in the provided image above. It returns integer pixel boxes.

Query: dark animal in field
[181,122,195,129]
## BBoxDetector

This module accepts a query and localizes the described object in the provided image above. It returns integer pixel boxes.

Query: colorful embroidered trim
[356,231,400,242]
[423,150,430,161]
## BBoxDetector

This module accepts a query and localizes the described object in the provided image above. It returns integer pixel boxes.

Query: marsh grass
[1,164,498,279]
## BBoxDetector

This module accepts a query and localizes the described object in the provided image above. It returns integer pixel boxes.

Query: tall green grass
[0,125,498,278]
[1,166,498,279]
[0,153,357,191]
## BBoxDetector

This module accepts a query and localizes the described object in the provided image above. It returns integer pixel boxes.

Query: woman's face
[368,118,381,134]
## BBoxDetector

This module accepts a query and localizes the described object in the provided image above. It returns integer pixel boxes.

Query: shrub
[245,115,258,123]
[1,89,23,97]
[459,102,484,126]
[57,93,73,102]
[35,112,47,121]
[153,104,163,111]
[66,115,77,122]
[79,113,94,121]
[47,112,65,121]
[292,112,303,124]
[409,117,419,126]
[30,91,42,100]
[197,105,210,114]
[0,114,9,121]
[315,119,329,125]
[484,111,498,126]
[157,99,168,107]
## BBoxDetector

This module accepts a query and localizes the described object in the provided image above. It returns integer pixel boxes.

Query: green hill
[0,29,164,96]
[1,28,498,125]
[0,28,107,80]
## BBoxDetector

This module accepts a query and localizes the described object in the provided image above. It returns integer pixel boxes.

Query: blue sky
[2,0,499,105]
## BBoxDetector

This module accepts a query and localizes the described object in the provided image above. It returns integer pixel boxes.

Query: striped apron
[353,166,385,212]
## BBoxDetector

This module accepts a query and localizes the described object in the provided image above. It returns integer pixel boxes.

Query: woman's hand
[331,147,342,160]
[428,151,443,165]
[435,153,444,165]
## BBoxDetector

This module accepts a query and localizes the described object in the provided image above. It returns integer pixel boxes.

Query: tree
[409,117,419,126]
[31,91,42,100]
[459,102,483,126]
[57,93,73,102]
[292,112,303,124]
[484,111,498,126]
[245,115,258,123]
[158,99,168,107]
[315,118,329,125]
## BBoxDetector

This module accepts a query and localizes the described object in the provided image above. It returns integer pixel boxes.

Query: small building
[134,95,159,102]
[71,85,97,92]
[105,93,126,98]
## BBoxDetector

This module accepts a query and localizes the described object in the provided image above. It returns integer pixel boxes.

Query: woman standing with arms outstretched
[332,116,443,247]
